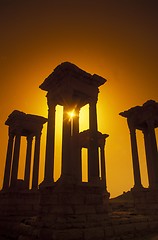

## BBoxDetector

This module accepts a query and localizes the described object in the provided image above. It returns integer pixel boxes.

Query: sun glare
[68,110,75,119]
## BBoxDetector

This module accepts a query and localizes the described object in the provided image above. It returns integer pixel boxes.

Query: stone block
[40,193,59,205]
[52,229,83,240]
[86,194,102,205]
[104,226,114,238]
[86,213,105,223]
[66,214,86,223]
[50,205,74,214]
[113,223,135,235]
[148,221,158,231]
[58,193,84,205]
[40,215,56,227]
[134,221,149,232]
[74,205,96,214]
[95,205,107,214]
[39,227,52,240]
[18,236,31,240]
[84,227,104,240]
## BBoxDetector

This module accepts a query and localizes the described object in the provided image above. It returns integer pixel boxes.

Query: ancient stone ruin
[0,62,158,240]
[120,100,158,214]
[39,62,109,189]
[3,110,47,191]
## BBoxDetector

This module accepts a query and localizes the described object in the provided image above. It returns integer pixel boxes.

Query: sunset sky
[0,0,158,197]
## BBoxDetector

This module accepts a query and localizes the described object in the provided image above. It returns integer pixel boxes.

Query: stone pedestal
[38,182,110,240]
[0,189,40,217]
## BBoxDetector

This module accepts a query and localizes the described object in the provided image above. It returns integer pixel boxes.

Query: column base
[131,184,144,192]
[39,179,55,189]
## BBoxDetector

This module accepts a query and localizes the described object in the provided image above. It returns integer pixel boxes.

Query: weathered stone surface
[74,205,96,214]
[83,227,104,240]
[52,229,83,240]
[50,205,74,214]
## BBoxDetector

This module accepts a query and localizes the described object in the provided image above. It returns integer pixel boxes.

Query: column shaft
[10,134,21,188]
[88,100,99,182]
[129,127,142,189]
[32,133,41,189]
[44,104,56,183]
[61,106,72,182]
[71,108,81,182]
[24,135,33,189]
[146,120,158,188]
[3,133,14,189]
[100,145,107,189]
[143,128,155,188]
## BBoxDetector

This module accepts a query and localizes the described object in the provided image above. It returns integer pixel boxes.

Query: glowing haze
[0,0,158,197]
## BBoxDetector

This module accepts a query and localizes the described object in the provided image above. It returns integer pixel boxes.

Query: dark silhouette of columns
[88,100,100,182]
[147,121,158,182]
[3,133,14,189]
[10,132,21,188]
[143,120,158,189]
[32,132,41,189]
[24,135,33,189]
[3,110,47,191]
[39,62,107,186]
[44,103,56,184]
[61,106,72,181]
[120,100,158,191]
[128,123,142,189]
[79,130,109,189]
[71,108,81,182]
[99,134,109,190]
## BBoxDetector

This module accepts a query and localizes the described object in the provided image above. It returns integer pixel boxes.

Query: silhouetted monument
[36,62,110,239]
[3,110,47,190]
[39,62,108,187]
[79,130,109,189]
[0,62,110,238]
[120,100,158,190]
[1,64,158,239]
[120,100,158,214]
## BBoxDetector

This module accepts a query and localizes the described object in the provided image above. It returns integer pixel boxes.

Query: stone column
[61,106,72,182]
[71,108,81,182]
[88,99,99,182]
[100,143,107,189]
[146,120,158,188]
[24,135,33,189]
[3,132,14,189]
[10,132,21,188]
[32,132,41,189]
[44,103,56,184]
[128,122,142,189]
[143,128,155,188]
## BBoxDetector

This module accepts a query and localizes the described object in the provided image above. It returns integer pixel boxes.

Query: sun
[68,110,75,119]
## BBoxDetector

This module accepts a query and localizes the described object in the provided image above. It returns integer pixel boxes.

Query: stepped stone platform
[1,190,158,240]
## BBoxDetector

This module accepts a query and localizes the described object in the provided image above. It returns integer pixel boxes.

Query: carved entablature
[79,130,109,148]
[119,100,158,130]
[5,110,47,136]
[39,62,106,108]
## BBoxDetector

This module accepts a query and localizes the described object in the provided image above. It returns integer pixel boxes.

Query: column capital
[8,132,14,139]
[47,93,58,108]
[146,119,155,129]
[15,129,22,136]
[99,138,105,148]
[35,131,42,138]
[89,97,98,105]
[27,134,34,141]
[127,119,136,133]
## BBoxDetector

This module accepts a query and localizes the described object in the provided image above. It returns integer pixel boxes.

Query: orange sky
[0,0,158,197]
